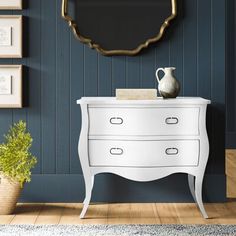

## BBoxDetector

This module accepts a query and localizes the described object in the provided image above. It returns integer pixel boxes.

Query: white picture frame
[0,65,22,108]
[0,16,22,58]
[0,0,22,10]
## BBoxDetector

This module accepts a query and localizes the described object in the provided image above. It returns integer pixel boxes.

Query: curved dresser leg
[195,175,209,219]
[80,175,94,219]
[82,176,94,205]
[188,174,196,201]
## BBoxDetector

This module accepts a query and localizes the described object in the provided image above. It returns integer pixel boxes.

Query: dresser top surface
[77,97,211,105]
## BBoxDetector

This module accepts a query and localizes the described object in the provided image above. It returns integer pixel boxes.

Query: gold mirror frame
[62,0,177,56]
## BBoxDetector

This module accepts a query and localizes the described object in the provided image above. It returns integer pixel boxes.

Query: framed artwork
[0,65,22,108]
[0,0,22,10]
[0,15,22,58]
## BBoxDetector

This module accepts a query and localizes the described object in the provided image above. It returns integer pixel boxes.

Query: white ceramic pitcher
[155,67,180,98]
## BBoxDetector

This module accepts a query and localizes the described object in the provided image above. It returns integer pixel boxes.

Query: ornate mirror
[62,0,177,56]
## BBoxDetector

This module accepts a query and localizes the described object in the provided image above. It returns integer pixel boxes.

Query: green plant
[0,120,37,187]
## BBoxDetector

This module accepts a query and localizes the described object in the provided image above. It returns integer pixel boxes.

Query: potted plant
[0,120,37,215]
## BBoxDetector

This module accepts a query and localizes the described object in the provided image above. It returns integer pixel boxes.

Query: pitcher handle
[155,68,165,83]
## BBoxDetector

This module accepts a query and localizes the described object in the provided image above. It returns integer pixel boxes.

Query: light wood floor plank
[129,203,160,224]
[34,203,64,225]
[1,202,236,225]
[107,204,133,224]
[10,203,43,225]
[204,204,221,224]
[0,215,15,225]
[155,203,180,224]
[82,203,108,224]
[174,203,207,224]
[59,203,83,225]
[213,203,236,225]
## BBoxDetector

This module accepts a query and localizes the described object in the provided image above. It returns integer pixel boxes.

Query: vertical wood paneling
[155,33,170,92]
[0,0,228,201]
[197,0,211,98]
[226,0,235,131]
[169,0,184,96]
[0,110,12,143]
[27,0,42,174]
[211,0,226,173]
[84,48,98,96]
[112,57,126,95]
[98,55,112,96]
[55,0,70,174]
[126,57,140,88]
[12,109,27,123]
[41,0,56,174]
[140,50,156,88]
[183,0,198,96]
[197,0,212,174]
[70,38,84,175]
[155,38,170,69]
[226,0,236,148]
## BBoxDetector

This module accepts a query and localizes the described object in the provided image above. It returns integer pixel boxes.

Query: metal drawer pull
[110,117,123,125]
[110,148,124,155]
[165,148,179,155]
[165,117,179,125]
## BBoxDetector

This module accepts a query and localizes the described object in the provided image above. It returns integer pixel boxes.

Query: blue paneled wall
[0,0,226,202]
[226,0,236,148]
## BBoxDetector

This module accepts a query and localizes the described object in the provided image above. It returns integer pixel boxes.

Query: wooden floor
[1,202,236,225]
[0,150,235,225]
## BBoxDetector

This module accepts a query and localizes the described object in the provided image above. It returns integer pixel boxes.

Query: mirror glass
[65,0,176,55]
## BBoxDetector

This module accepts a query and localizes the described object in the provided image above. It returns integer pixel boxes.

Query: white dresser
[77,97,211,219]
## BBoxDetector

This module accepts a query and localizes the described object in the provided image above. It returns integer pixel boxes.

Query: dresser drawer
[88,107,199,136]
[89,140,199,167]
